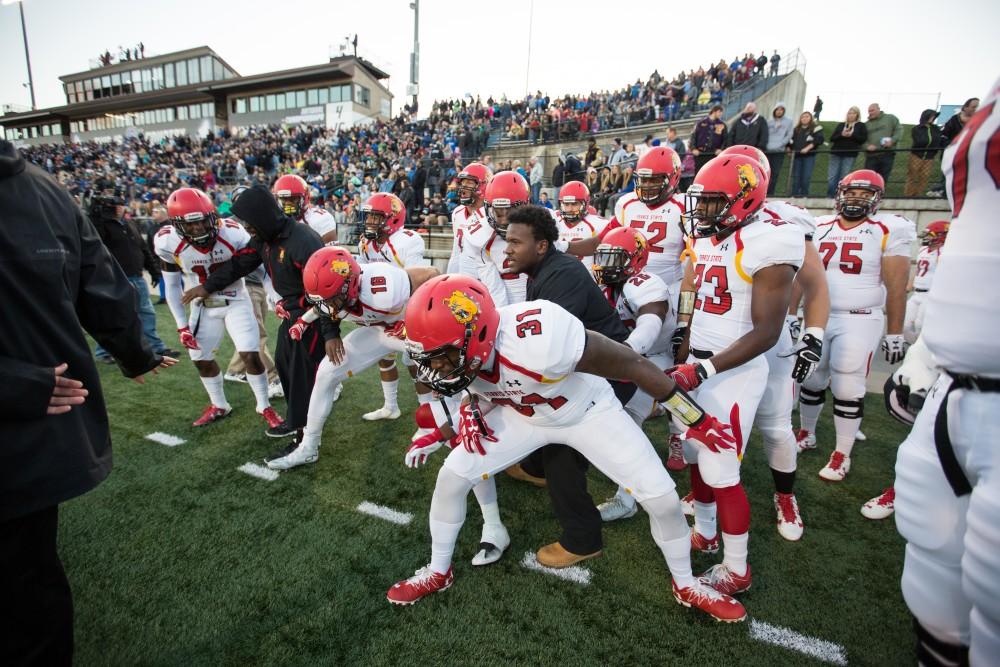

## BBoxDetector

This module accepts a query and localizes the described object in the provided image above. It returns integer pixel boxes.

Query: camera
[88,193,125,222]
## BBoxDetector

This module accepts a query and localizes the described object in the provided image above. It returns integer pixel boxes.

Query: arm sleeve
[162,271,188,329]
[203,245,263,293]
[625,313,664,356]
[0,356,56,420]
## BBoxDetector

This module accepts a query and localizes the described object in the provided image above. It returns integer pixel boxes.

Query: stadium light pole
[3,0,37,110]
[409,0,419,114]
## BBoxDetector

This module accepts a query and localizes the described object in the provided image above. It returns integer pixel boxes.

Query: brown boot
[536,542,602,568]
[505,463,547,488]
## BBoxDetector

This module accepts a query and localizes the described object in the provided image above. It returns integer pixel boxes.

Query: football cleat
[332,382,343,402]
[267,380,284,399]
[258,406,285,430]
[819,451,851,481]
[471,524,510,566]
[681,491,694,517]
[666,434,687,471]
[861,487,895,520]
[774,493,804,541]
[597,494,638,522]
[672,579,747,623]
[264,439,318,470]
[223,372,248,383]
[192,404,231,427]
[266,421,297,438]
[387,566,454,605]
[690,529,720,554]
[363,405,401,421]
[698,563,752,595]
[795,429,817,452]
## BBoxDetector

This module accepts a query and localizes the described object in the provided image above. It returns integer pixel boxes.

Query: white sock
[429,518,463,574]
[834,416,860,456]
[693,501,717,540]
[381,379,399,411]
[643,491,694,588]
[246,372,270,412]
[799,400,823,433]
[721,531,749,577]
[417,391,431,405]
[659,534,695,589]
[200,374,230,409]
[301,359,339,450]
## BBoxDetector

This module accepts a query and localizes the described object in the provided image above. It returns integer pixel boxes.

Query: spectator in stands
[690,105,727,172]
[551,156,565,198]
[905,109,942,197]
[769,50,781,76]
[665,127,686,158]
[421,192,450,226]
[725,102,769,151]
[765,102,794,195]
[621,143,639,171]
[538,190,553,209]
[790,111,824,197]
[941,97,979,146]
[529,157,544,204]
[636,134,654,158]
[827,106,867,197]
[813,96,824,121]
[608,138,626,166]
[397,177,415,221]
[864,103,902,182]
[564,151,584,184]
[755,52,768,75]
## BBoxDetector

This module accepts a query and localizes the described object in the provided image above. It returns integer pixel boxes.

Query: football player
[554,181,612,267]
[386,274,746,623]
[155,187,284,430]
[272,174,338,244]
[673,154,804,594]
[447,162,491,274]
[796,170,916,481]
[902,220,948,344]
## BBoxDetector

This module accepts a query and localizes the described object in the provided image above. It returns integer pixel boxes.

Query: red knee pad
[415,403,437,429]
[689,465,716,504]
[713,484,750,535]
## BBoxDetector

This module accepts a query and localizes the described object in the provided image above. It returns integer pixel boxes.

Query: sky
[2,0,999,125]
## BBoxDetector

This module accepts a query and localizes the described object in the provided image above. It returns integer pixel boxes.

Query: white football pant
[187,298,260,362]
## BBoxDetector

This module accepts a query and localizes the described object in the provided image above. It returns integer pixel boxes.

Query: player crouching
[386,274,747,623]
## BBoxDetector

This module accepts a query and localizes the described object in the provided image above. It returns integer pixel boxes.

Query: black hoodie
[0,140,160,520]
[910,109,942,160]
[202,184,340,339]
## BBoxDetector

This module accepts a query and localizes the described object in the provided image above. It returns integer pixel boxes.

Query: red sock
[689,464,715,503]
[714,483,750,535]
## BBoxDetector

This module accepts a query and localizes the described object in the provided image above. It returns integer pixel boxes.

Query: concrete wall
[751,69,807,119]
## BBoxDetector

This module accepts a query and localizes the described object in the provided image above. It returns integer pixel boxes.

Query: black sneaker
[266,421,297,438]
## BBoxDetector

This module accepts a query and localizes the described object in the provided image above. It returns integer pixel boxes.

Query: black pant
[275,319,326,429]
[766,152,786,195]
[1,505,73,667]
[521,380,638,555]
[864,151,896,183]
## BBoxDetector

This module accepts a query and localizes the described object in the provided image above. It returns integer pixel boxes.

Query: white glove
[405,429,445,468]
[881,334,908,365]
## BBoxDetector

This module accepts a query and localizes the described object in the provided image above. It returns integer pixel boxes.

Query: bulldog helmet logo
[444,290,479,326]
[736,163,758,192]
[329,259,351,277]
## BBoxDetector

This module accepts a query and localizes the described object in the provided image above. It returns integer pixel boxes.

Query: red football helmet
[592,227,649,285]
[484,171,531,239]
[457,162,491,205]
[634,147,682,204]
[721,144,770,181]
[272,174,310,219]
[835,169,884,220]
[684,154,768,238]
[559,181,591,222]
[361,192,406,241]
[167,187,218,248]
[920,220,950,248]
[404,274,500,395]
[302,246,361,317]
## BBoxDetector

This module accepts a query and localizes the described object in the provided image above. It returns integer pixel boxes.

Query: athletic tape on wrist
[657,386,705,427]
[678,291,696,316]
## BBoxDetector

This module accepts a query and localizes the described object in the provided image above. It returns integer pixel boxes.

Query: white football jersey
[342,263,410,327]
[358,228,428,267]
[606,272,672,355]
[912,245,941,291]
[470,300,614,427]
[555,211,612,268]
[448,204,486,274]
[813,212,916,312]
[761,200,817,239]
[689,219,804,353]
[612,192,687,286]
[303,206,337,242]
[154,222,250,300]
[924,75,1000,376]
[460,218,527,306]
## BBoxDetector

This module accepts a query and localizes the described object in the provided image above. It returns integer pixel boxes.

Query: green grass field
[67,306,915,666]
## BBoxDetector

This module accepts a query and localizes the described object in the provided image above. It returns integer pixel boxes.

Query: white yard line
[750,619,848,665]
[356,501,413,526]
[519,551,592,586]
[237,462,279,482]
[145,432,186,447]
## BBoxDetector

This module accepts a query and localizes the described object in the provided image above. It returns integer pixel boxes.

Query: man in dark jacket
[182,184,340,451]
[690,105,727,172]
[0,140,174,665]
[563,152,584,184]
[725,102,769,151]
[501,205,634,567]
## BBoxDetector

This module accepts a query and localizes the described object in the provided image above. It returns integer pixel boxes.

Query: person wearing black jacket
[905,109,942,196]
[501,205,635,568]
[182,184,341,449]
[0,140,174,666]
[725,102,769,151]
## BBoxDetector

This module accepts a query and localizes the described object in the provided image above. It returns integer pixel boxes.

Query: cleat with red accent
[387,566,454,605]
[258,406,285,430]
[861,487,895,520]
[819,451,851,481]
[795,429,817,451]
[698,563,752,595]
[774,492,804,541]
[666,434,687,471]
[193,404,231,427]
[672,579,746,623]
[690,528,719,554]
[681,491,694,517]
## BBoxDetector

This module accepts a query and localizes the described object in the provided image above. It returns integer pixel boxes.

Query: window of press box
[188,58,200,85]
[176,60,188,86]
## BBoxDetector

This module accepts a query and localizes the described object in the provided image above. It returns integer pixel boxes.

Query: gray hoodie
[766,103,794,152]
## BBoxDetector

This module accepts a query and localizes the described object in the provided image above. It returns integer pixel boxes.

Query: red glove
[684,414,737,454]
[405,429,445,468]
[667,363,707,392]
[274,301,290,320]
[458,401,497,456]
[178,326,200,350]
[384,320,406,340]
[288,317,309,341]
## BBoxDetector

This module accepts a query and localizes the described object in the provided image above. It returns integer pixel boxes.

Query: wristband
[804,327,824,344]
[678,291,696,316]
[697,359,717,380]
[656,385,706,427]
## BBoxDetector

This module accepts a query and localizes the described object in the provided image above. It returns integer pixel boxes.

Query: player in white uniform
[355,193,432,422]
[797,170,916,481]
[262,247,438,470]
[386,274,747,623]
[672,155,804,595]
[447,162,490,275]
[272,174,338,244]
[554,181,611,268]
[895,78,1000,666]
[903,220,948,344]
[156,188,284,430]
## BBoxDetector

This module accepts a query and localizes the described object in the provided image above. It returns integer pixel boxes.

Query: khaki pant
[905,154,934,197]
[226,283,278,382]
